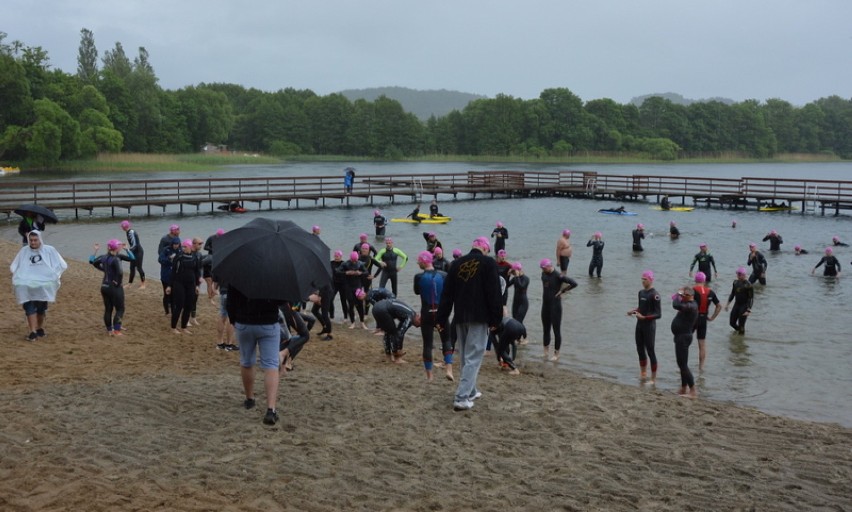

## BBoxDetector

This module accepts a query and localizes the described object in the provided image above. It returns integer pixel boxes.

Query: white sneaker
[470,391,483,401]
[453,400,474,411]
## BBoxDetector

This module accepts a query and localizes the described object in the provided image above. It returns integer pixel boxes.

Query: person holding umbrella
[213,218,333,426]
[10,230,68,341]
[15,204,56,245]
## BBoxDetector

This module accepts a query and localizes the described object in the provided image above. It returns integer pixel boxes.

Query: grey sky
[5,0,851,105]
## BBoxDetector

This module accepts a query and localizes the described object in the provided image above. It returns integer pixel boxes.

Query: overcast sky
[4,0,851,105]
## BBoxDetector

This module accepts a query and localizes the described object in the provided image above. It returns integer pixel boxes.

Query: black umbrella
[212,218,332,301]
[14,204,59,223]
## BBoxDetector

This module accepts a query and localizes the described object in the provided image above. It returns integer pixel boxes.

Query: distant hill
[630,92,735,107]
[337,86,487,121]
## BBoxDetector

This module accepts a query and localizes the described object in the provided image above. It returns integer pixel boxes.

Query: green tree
[0,53,33,130]
[174,86,234,150]
[814,96,852,158]
[304,94,352,154]
[27,98,81,165]
[77,28,98,85]
[761,99,799,153]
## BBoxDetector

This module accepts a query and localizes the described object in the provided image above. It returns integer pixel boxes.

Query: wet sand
[1,240,850,511]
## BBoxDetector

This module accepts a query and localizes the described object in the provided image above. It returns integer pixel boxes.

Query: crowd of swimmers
[9,210,850,420]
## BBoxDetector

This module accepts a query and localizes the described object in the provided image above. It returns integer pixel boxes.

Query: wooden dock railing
[2,170,852,219]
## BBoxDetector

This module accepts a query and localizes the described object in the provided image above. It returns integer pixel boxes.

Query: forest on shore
[2,29,851,168]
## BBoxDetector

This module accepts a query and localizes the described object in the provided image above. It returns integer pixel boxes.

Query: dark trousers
[541,300,563,351]
[129,248,145,283]
[635,321,657,369]
[420,309,452,365]
[674,333,694,387]
[170,280,196,329]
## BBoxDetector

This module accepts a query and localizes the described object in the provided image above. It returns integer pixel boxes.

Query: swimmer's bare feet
[445,364,454,381]
[425,371,434,381]
[519,337,529,345]
[139,283,147,290]
[508,369,520,376]
[348,322,356,329]
[172,329,182,335]
[549,351,560,362]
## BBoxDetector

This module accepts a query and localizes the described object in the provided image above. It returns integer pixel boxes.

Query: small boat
[651,206,695,212]
[759,206,798,212]
[415,213,453,222]
[598,209,638,216]
[0,166,21,175]
[391,217,450,224]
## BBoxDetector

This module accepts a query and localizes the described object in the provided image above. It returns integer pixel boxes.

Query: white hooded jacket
[9,230,68,303]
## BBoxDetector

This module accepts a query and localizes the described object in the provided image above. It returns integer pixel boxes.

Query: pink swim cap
[736,267,747,275]
[427,231,436,238]
[452,248,462,258]
[594,231,602,238]
[539,258,552,269]
[825,247,833,255]
[355,288,366,300]
[312,225,320,233]
[350,251,359,261]
[496,221,504,228]
[794,245,801,251]
[694,271,706,283]
[216,228,225,236]
[670,221,676,226]
[642,270,654,281]
[374,210,380,216]
[497,249,506,258]
[107,239,122,251]
[562,229,571,237]
[770,229,777,235]
[385,237,393,244]
[120,220,130,230]
[637,224,644,230]
[182,238,193,248]
[417,250,433,265]
[360,243,370,251]
[699,243,707,248]
[360,233,368,241]
[749,242,757,249]
[511,262,523,271]
[334,250,343,258]
[433,247,443,255]
[170,224,180,233]
[832,236,839,242]
[472,236,490,253]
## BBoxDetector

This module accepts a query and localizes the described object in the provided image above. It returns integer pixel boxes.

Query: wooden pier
[2,170,852,220]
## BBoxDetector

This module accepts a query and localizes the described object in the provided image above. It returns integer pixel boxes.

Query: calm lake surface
[4,161,851,426]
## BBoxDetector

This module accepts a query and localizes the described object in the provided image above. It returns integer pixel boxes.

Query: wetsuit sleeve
[762,235,770,242]
[728,283,736,303]
[746,286,754,310]
[648,292,662,320]
[689,255,697,271]
[559,275,579,291]
[413,272,422,295]
[710,255,717,272]
[814,257,826,270]
[120,250,136,262]
[395,248,408,270]
[89,255,105,270]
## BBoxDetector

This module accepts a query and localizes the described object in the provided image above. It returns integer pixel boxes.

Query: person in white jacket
[10,230,68,341]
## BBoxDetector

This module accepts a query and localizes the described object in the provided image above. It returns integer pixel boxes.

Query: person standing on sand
[724,267,753,335]
[436,237,502,412]
[120,220,146,289]
[692,271,722,371]
[167,239,201,335]
[413,251,453,382]
[226,285,285,426]
[539,258,578,362]
[671,285,699,398]
[556,229,573,274]
[89,239,135,336]
[158,224,181,256]
[336,251,369,329]
[17,212,47,245]
[202,229,225,303]
[506,262,530,326]
[353,233,378,258]
[375,238,408,297]
[10,230,68,341]
[627,270,661,384]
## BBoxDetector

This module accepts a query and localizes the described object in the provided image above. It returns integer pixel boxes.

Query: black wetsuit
[494,317,526,371]
[670,225,680,239]
[507,274,530,323]
[727,279,754,334]
[747,251,768,285]
[169,251,201,330]
[763,233,784,251]
[373,215,387,237]
[125,228,145,284]
[336,259,367,323]
[372,298,417,355]
[432,257,449,272]
[90,251,135,332]
[330,259,346,321]
[423,233,443,253]
[376,247,407,296]
[634,287,662,373]
[632,229,645,252]
[203,234,219,280]
[491,226,508,253]
[690,251,718,283]
[814,255,841,277]
[414,269,452,369]
[671,296,698,389]
[586,239,604,277]
[310,283,335,336]
[429,203,440,217]
[353,242,378,258]
[540,271,578,352]
[279,303,310,360]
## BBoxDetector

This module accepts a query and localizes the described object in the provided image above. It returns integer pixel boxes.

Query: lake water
[3,161,851,426]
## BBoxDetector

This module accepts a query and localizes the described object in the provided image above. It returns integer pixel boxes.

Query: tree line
[2,29,851,167]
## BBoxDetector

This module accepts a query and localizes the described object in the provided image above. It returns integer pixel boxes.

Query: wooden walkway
[2,170,852,219]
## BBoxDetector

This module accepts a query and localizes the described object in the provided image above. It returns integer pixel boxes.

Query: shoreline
[2,240,851,510]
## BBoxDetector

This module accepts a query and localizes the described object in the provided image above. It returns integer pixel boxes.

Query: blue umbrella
[212,218,331,301]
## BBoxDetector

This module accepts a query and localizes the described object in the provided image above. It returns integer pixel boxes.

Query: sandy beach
[1,239,850,511]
